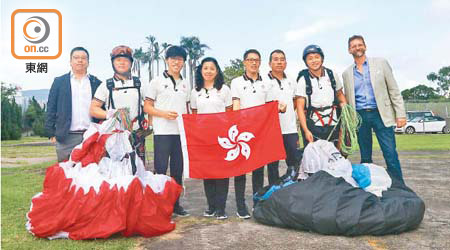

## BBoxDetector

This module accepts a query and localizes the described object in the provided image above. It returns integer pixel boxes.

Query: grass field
[297,133,450,151]
[1,133,448,249]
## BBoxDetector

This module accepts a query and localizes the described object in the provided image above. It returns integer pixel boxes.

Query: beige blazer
[342,57,406,127]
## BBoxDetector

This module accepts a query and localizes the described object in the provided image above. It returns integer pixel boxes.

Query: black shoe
[236,208,251,219]
[216,211,228,220]
[173,206,190,217]
[203,209,215,217]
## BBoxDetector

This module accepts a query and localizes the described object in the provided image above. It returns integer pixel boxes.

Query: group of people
[45,34,407,221]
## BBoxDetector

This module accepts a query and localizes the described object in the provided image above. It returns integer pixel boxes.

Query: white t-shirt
[190,85,232,114]
[144,71,190,135]
[295,69,343,126]
[230,74,273,109]
[94,77,144,130]
[70,72,92,131]
[265,72,298,134]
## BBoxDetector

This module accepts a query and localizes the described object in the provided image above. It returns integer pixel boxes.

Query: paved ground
[139,151,450,250]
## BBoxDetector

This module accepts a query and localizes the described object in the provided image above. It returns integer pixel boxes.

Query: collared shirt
[190,85,232,114]
[266,72,298,134]
[144,70,190,135]
[94,77,144,130]
[70,72,92,131]
[295,69,343,126]
[230,73,273,109]
[353,60,377,110]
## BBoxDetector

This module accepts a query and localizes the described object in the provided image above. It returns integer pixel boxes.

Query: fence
[404,102,450,118]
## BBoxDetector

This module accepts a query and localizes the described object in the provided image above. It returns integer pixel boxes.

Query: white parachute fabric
[300,140,391,197]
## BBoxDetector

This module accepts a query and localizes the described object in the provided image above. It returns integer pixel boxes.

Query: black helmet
[165,46,187,61]
[302,45,324,62]
[111,45,134,63]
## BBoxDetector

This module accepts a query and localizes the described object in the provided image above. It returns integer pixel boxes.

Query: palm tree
[160,42,170,71]
[144,35,156,81]
[153,42,162,76]
[132,47,145,78]
[180,36,210,87]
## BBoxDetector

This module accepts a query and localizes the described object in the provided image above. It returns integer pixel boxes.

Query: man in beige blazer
[342,35,407,184]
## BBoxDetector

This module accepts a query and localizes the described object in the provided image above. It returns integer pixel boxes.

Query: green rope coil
[339,104,362,155]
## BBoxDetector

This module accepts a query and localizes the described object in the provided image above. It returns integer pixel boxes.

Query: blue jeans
[357,109,404,183]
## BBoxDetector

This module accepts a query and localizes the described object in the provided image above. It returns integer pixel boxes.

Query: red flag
[178,102,286,179]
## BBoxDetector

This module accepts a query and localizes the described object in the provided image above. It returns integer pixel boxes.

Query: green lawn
[297,133,450,151]
[390,134,450,151]
[1,136,48,146]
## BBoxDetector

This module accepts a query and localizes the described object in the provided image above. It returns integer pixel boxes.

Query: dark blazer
[45,72,102,142]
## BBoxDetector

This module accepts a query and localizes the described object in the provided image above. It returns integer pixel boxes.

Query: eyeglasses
[72,56,88,61]
[168,57,185,62]
[245,58,260,63]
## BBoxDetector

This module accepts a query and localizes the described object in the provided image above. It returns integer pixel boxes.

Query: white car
[396,116,450,134]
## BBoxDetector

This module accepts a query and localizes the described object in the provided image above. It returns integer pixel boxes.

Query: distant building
[14,89,49,112]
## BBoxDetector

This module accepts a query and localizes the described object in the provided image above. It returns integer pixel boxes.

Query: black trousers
[203,178,229,213]
[153,135,183,207]
[268,133,299,175]
[234,174,246,211]
[234,162,285,210]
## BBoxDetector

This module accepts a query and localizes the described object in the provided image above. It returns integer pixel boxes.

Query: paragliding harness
[106,77,151,173]
[297,68,341,145]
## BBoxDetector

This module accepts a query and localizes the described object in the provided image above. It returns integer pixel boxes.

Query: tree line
[401,66,450,101]
[1,82,46,140]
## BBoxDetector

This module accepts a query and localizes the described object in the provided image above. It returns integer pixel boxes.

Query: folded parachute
[253,140,425,236]
[26,117,182,240]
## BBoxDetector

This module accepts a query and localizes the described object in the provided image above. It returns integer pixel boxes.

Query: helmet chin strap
[113,71,131,80]
[112,64,132,80]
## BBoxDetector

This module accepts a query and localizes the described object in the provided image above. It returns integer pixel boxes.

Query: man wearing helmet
[343,35,406,183]
[295,45,347,148]
[90,45,148,162]
[143,46,190,217]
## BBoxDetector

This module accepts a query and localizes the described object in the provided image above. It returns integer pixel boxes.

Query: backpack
[296,68,340,126]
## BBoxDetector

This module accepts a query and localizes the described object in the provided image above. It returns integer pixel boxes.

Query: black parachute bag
[253,171,425,236]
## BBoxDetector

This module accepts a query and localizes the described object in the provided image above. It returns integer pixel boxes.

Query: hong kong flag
[178,102,286,179]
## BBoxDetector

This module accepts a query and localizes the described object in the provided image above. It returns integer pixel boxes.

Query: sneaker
[236,209,251,219]
[203,209,216,217]
[216,212,228,220]
[173,206,190,217]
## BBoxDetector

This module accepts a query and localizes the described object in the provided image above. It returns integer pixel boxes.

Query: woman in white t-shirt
[191,57,232,220]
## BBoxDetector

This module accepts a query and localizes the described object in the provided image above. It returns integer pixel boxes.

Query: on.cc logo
[23,16,50,44]
[11,9,62,59]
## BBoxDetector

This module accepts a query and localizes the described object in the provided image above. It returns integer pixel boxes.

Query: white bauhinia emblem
[218,125,255,161]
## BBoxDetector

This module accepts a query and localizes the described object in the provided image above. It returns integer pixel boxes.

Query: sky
[1,0,450,91]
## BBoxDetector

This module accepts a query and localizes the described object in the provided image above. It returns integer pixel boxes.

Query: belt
[359,108,378,112]
[70,129,87,134]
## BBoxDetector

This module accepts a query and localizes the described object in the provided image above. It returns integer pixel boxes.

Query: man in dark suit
[45,47,102,162]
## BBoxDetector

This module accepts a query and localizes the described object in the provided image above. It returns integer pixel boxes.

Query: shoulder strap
[132,76,141,88]
[106,78,115,109]
[324,68,339,106]
[297,69,313,111]
[133,77,144,130]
